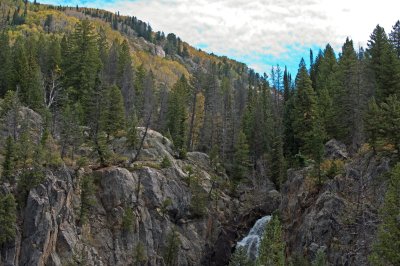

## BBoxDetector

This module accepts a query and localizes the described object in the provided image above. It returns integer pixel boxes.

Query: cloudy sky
[39,0,399,74]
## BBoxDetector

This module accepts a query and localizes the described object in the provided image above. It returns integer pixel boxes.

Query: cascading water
[235,215,272,261]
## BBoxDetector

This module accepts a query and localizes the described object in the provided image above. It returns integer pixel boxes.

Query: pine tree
[293,59,319,157]
[62,19,101,112]
[369,163,400,265]
[389,20,400,58]
[335,38,362,147]
[134,64,146,117]
[127,113,138,149]
[269,135,285,189]
[312,248,327,266]
[60,103,83,159]
[257,215,285,266]
[164,228,181,266]
[314,44,338,139]
[365,98,382,152]
[80,175,96,224]
[0,31,13,97]
[97,27,109,66]
[365,95,400,152]
[12,36,44,110]
[117,40,131,84]
[230,246,253,266]
[122,206,134,233]
[103,85,125,138]
[2,136,15,183]
[0,193,17,244]
[133,242,148,265]
[232,130,250,183]
[166,75,189,156]
[367,25,400,101]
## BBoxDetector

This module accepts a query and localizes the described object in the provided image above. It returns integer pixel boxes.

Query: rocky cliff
[0,118,280,266]
[280,140,391,265]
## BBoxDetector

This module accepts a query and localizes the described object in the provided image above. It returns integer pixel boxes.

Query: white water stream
[236,215,272,261]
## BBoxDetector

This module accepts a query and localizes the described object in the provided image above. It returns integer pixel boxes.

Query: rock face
[0,128,280,266]
[280,141,390,265]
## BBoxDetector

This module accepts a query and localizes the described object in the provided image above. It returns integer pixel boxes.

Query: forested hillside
[1,0,400,265]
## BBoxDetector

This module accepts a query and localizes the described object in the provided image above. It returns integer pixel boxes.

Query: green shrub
[122,207,135,233]
[133,242,148,265]
[312,248,327,266]
[160,198,172,216]
[161,156,172,168]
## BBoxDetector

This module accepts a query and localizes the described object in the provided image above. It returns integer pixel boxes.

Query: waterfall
[236,215,272,261]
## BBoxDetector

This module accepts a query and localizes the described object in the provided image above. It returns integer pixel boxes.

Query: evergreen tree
[365,98,381,152]
[12,36,44,110]
[369,163,400,265]
[97,27,109,66]
[117,39,131,84]
[0,31,13,97]
[166,75,189,156]
[293,59,319,157]
[335,38,362,147]
[80,175,96,224]
[0,193,17,245]
[163,228,181,266]
[232,130,250,183]
[257,215,285,266]
[134,64,146,117]
[269,135,285,189]
[62,19,101,113]
[367,25,400,101]
[1,136,15,183]
[103,85,125,138]
[365,95,400,152]
[312,248,327,266]
[230,246,253,266]
[315,44,338,139]
[389,20,400,58]
[122,206,134,233]
[133,242,148,265]
[126,113,138,149]
[59,103,82,159]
